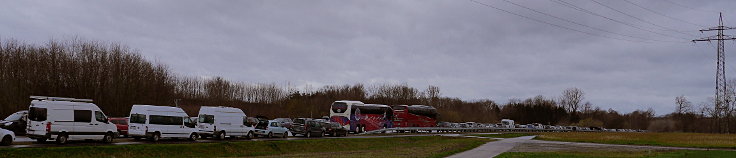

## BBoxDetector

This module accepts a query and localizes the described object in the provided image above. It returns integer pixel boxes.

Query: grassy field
[496,150,736,158]
[536,132,736,149]
[0,136,489,158]
[469,133,536,138]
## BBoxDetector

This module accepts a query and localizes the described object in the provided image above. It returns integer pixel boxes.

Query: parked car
[0,128,14,146]
[197,106,254,139]
[289,118,311,132]
[0,110,27,135]
[128,105,198,142]
[322,122,348,137]
[273,118,293,129]
[26,96,117,144]
[291,120,325,137]
[109,117,129,137]
[254,120,289,138]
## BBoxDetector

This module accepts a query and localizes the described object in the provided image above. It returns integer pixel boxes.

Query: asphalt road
[1,133,466,148]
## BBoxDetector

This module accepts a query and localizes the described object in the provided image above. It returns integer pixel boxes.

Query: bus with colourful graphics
[329,101,393,133]
[391,105,437,127]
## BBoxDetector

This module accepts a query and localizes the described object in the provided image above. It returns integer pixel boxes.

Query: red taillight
[46,122,52,132]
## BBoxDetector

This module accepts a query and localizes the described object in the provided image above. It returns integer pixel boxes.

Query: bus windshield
[331,102,348,113]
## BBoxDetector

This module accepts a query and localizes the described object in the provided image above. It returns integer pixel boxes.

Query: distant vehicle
[322,122,348,137]
[437,122,451,127]
[501,119,515,128]
[329,101,393,133]
[273,118,293,129]
[26,96,117,144]
[254,120,289,138]
[292,120,326,137]
[392,105,437,127]
[108,117,129,137]
[128,105,198,142]
[0,110,27,135]
[197,106,254,139]
[0,128,14,146]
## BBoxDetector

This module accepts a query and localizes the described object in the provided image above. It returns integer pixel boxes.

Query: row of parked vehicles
[0,96,353,146]
[438,119,647,132]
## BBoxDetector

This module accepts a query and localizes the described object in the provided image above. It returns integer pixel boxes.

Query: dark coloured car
[0,110,27,135]
[108,117,129,137]
[273,118,293,129]
[322,122,348,137]
[291,119,325,137]
[289,118,310,133]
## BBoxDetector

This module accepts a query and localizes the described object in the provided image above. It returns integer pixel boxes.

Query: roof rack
[30,96,94,102]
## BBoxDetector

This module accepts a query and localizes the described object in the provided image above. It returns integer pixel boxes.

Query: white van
[128,105,198,142]
[197,106,254,139]
[26,96,117,144]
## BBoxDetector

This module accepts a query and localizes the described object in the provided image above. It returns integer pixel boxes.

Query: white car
[197,106,254,139]
[254,120,289,138]
[128,105,198,142]
[26,96,117,144]
[0,128,15,146]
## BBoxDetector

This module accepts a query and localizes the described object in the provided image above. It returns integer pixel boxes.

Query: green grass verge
[496,150,736,158]
[535,132,736,149]
[0,136,489,158]
[469,133,536,138]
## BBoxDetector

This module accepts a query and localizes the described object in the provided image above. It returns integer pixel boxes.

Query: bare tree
[559,87,584,113]
[675,95,692,114]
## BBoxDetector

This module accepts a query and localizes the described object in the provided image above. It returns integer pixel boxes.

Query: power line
[467,0,647,43]
[590,0,698,37]
[663,0,721,14]
[551,0,690,41]
[500,0,683,43]
[622,0,707,28]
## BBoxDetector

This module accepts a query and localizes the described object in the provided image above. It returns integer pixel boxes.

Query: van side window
[94,111,107,122]
[130,114,146,124]
[150,115,184,125]
[29,107,47,121]
[74,110,92,122]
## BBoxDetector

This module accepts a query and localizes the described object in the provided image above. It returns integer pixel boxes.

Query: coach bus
[329,101,393,133]
[392,105,437,127]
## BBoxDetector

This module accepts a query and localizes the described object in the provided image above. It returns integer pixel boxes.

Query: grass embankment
[0,136,489,158]
[496,150,736,158]
[469,133,536,138]
[536,132,736,149]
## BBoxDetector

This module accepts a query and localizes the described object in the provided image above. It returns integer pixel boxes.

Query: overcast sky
[2,0,735,114]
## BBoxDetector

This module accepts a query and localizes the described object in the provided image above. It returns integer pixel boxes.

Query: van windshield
[198,114,214,124]
[4,112,23,121]
[29,107,47,121]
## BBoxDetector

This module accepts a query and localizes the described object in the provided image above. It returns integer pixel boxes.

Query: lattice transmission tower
[693,13,736,133]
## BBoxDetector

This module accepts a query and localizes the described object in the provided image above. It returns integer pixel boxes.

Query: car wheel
[151,132,161,142]
[217,131,226,140]
[306,132,311,138]
[320,132,325,137]
[268,132,273,138]
[247,131,253,139]
[1,135,11,146]
[282,132,288,138]
[102,132,114,143]
[189,133,198,141]
[56,134,68,145]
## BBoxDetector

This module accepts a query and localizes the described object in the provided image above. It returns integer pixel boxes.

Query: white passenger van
[197,106,254,139]
[128,105,198,142]
[26,96,117,144]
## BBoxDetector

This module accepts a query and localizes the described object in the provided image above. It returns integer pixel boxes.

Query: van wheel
[189,133,198,141]
[1,136,12,146]
[36,138,47,143]
[268,132,273,138]
[246,131,253,139]
[217,131,226,140]
[56,134,68,145]
[151,132,161,142]
[102,132,114,143]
